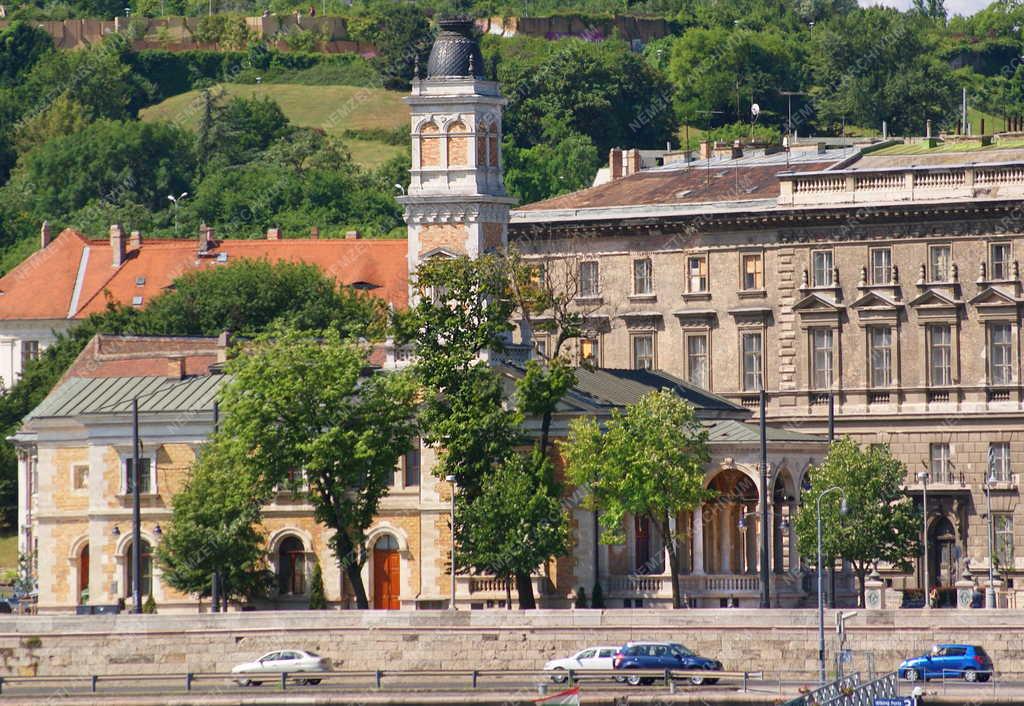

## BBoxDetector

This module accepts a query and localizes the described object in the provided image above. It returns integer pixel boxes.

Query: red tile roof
[61,334,223,382]
[0,230,409,321]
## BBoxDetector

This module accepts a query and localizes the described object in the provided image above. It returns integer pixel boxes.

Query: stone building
[512,139,1024,605]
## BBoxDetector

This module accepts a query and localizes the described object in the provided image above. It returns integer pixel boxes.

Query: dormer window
[135,276,146,286]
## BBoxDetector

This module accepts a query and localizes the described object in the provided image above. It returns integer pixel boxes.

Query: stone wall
[2,609,1023,679]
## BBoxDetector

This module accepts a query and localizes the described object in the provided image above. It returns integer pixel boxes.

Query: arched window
[124,540,153,598]
[375,535,399,551]
[419,121,441,168]
[278,537,306,595]
[446,120,470,167]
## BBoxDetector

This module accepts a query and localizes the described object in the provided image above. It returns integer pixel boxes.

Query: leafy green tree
[456,452,569,609]
[792,438,922,607]
[155,438,274,603]
[562,390,712,609]
[0,21,53,88]
[214,326,418,609]
[347,3,432,89]
[14,95,92,156]
[503,116,600,205]
[308,560,327,609]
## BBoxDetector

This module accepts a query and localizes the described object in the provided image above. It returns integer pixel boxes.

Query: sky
[858,0,993,16]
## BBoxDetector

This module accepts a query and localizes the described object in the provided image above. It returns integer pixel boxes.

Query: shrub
[574,586,587,609]
[142,594,158,614]
[591,581,605,609]
[308,561,327,609]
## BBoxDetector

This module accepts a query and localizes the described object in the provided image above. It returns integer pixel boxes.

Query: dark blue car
[612,642,722,686]
[898,644,993,683]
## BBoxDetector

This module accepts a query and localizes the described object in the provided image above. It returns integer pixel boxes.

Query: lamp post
[817,486,846,685]
[131,398,142,614]
[984,470,997,609]
[167,192,187,236]
[917,470,930,608]
[445,474,457,610]
[759,388,770,608]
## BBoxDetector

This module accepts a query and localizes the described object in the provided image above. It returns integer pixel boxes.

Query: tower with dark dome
[399,17,513,281]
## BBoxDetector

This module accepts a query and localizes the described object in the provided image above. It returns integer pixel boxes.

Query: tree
[562,390,713,609]
[347,4,432,89]
[215,326,418,609]
[308,561,327,610]
[792,438,921,607]
[155,438,275,604]
[0,21,53,88]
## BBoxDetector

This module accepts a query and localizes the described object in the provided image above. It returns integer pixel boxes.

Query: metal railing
[0,667,765,695]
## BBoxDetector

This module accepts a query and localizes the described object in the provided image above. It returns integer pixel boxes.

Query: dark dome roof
[426,17,484,79]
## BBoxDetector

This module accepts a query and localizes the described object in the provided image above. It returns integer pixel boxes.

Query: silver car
[231,649,330,686]
[544,646,623,683]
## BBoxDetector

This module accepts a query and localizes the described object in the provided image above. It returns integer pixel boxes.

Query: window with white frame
[632,258,653,295]
[870,247,892,285]
[989,442,1011,483]
[741,332,763,391]
[811,250,833,287]
[686,334,709,389]
[989,323,1013,386]
[869,326,893,387]
[20,341,39,374]
[741,252,764,290]
[929,443,952,484]
[631,334,655,370]
[124,457,153,494]
[404,440,421,487]
[927,325,952,386]
[687,255,708,293]
[929,244,952,282]
[810,328,834,390]
[578,261,599,298]
[534,335,549,359]
[72,464,89,491]
[990,242,1011,281]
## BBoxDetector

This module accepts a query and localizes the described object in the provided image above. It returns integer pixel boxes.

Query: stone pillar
[692,506,705,574]
[955,573,976,609]
[864,569,885,609]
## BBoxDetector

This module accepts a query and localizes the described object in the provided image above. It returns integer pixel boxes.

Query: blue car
[612,641,722,686]
[898,644,993,683]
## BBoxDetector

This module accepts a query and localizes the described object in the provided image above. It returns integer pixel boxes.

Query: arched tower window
[446,120,470,167]
[419,121,440,168]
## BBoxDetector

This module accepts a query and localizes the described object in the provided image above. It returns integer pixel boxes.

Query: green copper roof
[28,375,225,420]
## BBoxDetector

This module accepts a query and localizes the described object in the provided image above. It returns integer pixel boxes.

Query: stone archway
[703,469,759,574]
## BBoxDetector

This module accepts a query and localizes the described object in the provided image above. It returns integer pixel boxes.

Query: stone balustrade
[778,163,1024,206]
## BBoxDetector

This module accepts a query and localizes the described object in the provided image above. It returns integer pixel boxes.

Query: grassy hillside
[140,83,409,169]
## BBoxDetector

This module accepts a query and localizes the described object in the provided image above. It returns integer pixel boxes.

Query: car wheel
[613,675,626,683]
[963,669,978,683]
[550,668,568,684]
[236,679,250,687]
[306,678,321,686]
[978,674,991,683]
[689,673,705,686]
[249,681,262,687]
[904,669,920,683]
[626,672,643,686]
[705,678,720,685]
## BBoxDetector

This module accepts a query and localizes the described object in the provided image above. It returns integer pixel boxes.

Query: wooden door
[373,548,400,610]
[79,546,89,604]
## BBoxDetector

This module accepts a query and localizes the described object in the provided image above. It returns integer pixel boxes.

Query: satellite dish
[751,103,761,117]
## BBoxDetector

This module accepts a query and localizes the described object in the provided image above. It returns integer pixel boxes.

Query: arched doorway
[373,535,401,610]
[928,516,959,607]
[78,545,89,605]
[278,536,307,596]
[703,469,759,574]
[124,540,153,599]
[772,477,791,574]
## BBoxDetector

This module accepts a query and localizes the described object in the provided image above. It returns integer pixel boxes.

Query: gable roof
[0,229,410,321]
[571,367,747,418]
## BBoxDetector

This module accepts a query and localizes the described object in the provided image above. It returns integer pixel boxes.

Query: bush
[142,594,158,614]
[308,561,327,609]
[194,15,250,50]
[574,586,587,609]
[591,581,605,609]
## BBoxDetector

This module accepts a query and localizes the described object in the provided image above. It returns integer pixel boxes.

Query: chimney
[267,227,281,241]
[198,224,214,252]
[310,226,320,240]
[609,147,623,180]
[40,221,51,249]
[217,331,231,364]
[624,148,641,176]
[345,230,361,240]
[926,119,932,139]
[129,230,142,250]
[110,224,126,267]
[166,356,186,380]
[699,140,713,160]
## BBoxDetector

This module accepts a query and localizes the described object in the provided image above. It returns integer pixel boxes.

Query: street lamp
[167,192,188,236]
[817,486,847,685]
[917,470,930,608]
[984,471,998,609]
[445,474,457,610]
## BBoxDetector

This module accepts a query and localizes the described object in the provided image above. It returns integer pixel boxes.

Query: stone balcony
[606,572,811,607]
[778,162,1024,207]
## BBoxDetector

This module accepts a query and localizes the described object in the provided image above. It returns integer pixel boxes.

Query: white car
[544,646,622,683]
[231,649,331,686]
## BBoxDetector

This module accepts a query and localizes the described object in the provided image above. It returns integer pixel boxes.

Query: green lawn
[140,83,410,170]
[0,534,18,574]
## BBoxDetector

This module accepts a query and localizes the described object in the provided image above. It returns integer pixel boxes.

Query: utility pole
[918,470,930,608]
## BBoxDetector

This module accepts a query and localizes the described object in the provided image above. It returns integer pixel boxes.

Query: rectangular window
[869,327,893,387]
[870,247,892,285]
[580,337,600,366]
[687,255,708,293]
[811,250,833,287]
[929,244,951,282]
[19,340,39,373]
[72,464,89,491]
[989,442,1011,483]
[534,336,548,359]
[989,323,1013,386]
[578,261,599,298]
[404,441,421,487]
[124,458,152,494]
[929,443,951,484]
[686,335,709,389]
[810,328,834,390]
[741,253,764,290]
[633,258,653,295]
[741,332,763,391]
[995,513,1014,567]
[927,325,952,386]
[991,242,1011,281]
[632,334,655,370]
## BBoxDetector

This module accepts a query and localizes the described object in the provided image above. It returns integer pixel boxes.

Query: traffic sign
[873,698,912,706]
